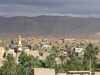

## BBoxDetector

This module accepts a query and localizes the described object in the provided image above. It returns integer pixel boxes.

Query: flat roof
[67,71,90,74]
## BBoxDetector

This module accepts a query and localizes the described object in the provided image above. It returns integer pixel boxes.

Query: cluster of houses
[0,36,100,60]
[0,35,100,75]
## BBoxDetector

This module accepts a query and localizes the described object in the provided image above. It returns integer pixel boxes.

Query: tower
[18,35,22,51]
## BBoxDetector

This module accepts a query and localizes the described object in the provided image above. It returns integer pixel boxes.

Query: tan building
[0,46,4,51]
[95,72,100,75]
[64,38,74,42]
[31,68,55,75]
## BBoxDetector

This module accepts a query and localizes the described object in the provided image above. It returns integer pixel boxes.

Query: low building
[11,44,17,49]
[0,46,4,50]
[31,68,55,75]
[95,68,100,75]
[67,71,90,75]
[75,48,84,57]
[75,48,83,53]
[30,45,38,50]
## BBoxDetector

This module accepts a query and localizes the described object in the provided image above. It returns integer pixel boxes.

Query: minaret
[18,35,22,51]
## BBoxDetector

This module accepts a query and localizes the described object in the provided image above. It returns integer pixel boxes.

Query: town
[0,35,100,75]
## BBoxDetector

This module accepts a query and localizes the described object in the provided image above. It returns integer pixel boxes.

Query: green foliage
[5,46,9,52]
[84,43,99,70]
[39,60,46,68]
[16,64,24,74]
[0,44,99,74]
[66,56,84,71]
[92,63,100,72]
[71,50,76,57]
[4,46,9,58]
[55,64,65,73]
[6,53,15,63]
[18,52,28,64]
[17,72,24,75]
[59,55,66,65]
[33,56,42,68]
[45,54,57,68]
[18,52,43,75]
[51,46,60,57]
[1,54,16,75]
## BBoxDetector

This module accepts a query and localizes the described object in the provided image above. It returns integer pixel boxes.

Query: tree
[55,64,65,73]
[66,56,84,71]
[14,47,19,57]
[18,52,36,75]
[16,64,24,74]
[45,54,57,68]
[84,43,99,75]
[51,46,60,57]
[1,54,16,75]
[18,52,27,64]
[59,55,66,65]
[4,46,9,57]
[23,61,34,75]
[6,53,16,63]
[33,56,42,68]
[54,49,60,57]
[39,43,43,53]
[71,50,76,57]
[51,46,56,52]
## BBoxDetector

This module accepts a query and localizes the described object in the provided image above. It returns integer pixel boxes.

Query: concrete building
[31,68,55,75]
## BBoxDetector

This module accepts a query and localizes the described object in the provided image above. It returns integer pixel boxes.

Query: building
[67,71,90,75]
[31,68,55,75]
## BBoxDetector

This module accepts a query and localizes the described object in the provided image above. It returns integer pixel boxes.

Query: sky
[0,0,100,17]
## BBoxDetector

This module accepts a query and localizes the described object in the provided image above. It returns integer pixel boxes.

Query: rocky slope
[0,15,100,39]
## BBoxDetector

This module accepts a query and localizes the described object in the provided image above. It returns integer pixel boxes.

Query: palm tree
[16,64,24,74]
[23,61,34,75]
[45,54,57,68]
[18,52,34,75]
[55,64,65,73]
[84,43,99,75]
[4,46,9,57]
[2,54,16,75]
[83,58,89,70]
[54,49,60,57]
[39,44,45,60]
[51,46,60,57]
[14,47,18,57]
[39,43,43,53]
[71,50,76,57]
[2,62,13,75]
[66,56,84,71]
[33,56,42,68]
[51,46,56,52]
[18,52,27,64]
[59,55,66,65]
[6,53,16,64]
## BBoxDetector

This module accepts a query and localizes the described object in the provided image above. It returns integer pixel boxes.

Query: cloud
[0,0,100,17]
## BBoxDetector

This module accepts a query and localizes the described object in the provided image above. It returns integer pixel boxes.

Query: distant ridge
[0,15,100,39]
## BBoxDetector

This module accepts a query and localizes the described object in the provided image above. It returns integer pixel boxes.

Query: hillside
[0,15,100,39]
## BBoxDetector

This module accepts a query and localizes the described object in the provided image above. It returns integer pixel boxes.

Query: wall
[56,73,67,75]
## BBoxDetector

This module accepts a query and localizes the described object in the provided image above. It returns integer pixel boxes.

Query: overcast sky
[0,0,100,17]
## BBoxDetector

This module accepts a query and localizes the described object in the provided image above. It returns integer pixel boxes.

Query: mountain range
[0,15,100,40]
